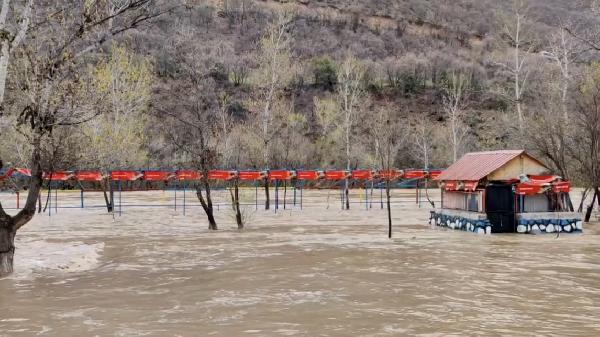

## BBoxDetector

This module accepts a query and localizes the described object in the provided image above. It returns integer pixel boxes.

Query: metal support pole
[283,180,287,210]
[183,182,186,216]
[174,182,177,211]
[300,181,303,210]
[255,182,258,211]
[293,181,297,206]
[275,179,279,213]
[365,184,368,210]
[48,185,51,217]
[119,181,122,216]
[380,185,383,209]
[54,187,58,213]
[81,188,84,208]
[340,184,344,210]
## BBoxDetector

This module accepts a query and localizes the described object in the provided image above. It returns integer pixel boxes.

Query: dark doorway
[485,184,516,233]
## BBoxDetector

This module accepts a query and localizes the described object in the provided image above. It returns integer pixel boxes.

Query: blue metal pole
[365,183,368,210]
[300,181,303,210]
[119,181,122,216]
[275,179,279,213]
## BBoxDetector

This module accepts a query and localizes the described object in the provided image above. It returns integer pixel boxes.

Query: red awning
[528,175,557,184]
[444,180,457,191]
[269,170,294,180]
[43,171,74,181]
[325,170,350,180]
[239,171,264,181]
[208,170,236,180]
[296,170,323,181]
[111,171,142,181]
[404,170,427,179]
[351,170,373,180]
[143,171,174,181]
[516,182,544,195]
[464,181,478,191]
[379,170,401,180]
[75,171,104,182]
[552,181,571,193]
[176,170,202,181]
[429,170,443,180]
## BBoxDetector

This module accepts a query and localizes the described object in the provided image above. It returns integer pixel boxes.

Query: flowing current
[1,189,599,336]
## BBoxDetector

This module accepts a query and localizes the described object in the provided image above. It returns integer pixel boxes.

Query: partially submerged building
[430,150,582,234]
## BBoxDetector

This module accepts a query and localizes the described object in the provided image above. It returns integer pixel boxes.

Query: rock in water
[532,225,540,231]
[485,226,492,235]
[530,229,542,235]
[576,221,583,231]
[546,224,555,233]
[563,225,572,233]
[517,225,527,233]
[540,225,546,231]
[476,228,485,234]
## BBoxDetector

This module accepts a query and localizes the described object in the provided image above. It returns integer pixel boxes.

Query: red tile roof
[436,150,538,182]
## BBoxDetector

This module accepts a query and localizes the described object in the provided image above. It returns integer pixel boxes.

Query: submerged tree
[80,45,153,212]
[570,63,600,221]
[0,0,170,277]
[337,54,365,209]
[254,11,294,210]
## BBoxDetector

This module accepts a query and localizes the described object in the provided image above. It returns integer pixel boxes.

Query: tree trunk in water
[584,188,597,222]
[386,179,392,239]
[228,180,243,229]
[578,188,590,213]
[196,179,217,230]
[0,217,15,278]
[102,179,113,213]
[345,178,350,210]
[232,180,243,229]
[264,178,270,210]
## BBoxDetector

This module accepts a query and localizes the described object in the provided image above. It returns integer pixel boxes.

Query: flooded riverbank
[1,190,600,336]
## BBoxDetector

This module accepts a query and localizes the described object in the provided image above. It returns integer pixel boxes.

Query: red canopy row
[1,168,443,182]
[441,175,571,195]
[515,181,571,195]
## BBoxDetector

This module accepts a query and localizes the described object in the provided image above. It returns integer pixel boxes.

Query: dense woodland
[2,0,600,273]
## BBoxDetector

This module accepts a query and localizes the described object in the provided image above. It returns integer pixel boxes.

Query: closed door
[485,185,516,233]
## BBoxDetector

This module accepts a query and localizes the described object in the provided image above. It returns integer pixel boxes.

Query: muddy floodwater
[1,189,600,336]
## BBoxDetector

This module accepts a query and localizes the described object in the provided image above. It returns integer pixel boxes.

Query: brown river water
[1,189,599,336]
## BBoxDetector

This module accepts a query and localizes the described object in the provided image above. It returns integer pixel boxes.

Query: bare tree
[496,0,533,130]
[412,117,434,169]
[373,108,405,238]
[337,54,365,209]
[569,63,600,222]
[0,0,33,108]
[545,24,583,119]
[255,11,293,209]
[0,0,171,277]
[442,72,471,163]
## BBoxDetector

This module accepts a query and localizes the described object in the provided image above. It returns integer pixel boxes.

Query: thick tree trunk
[102,179,113,212]
[264,178,270,210]
[229,179,243,229]
[0,217,15,278]
[345,178,350,210]
[584,188,597,222]
[196,178,217,230]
